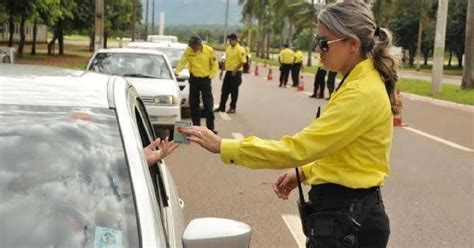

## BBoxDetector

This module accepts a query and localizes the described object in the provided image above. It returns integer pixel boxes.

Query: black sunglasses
[314,35,346,52]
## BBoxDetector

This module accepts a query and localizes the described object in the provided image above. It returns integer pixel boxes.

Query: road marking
[219,112,231,120]
[302,91,312,96]
[281,214,306,248]
[232,133,245,140]
[403,126,474,152]
[214,104,231,120]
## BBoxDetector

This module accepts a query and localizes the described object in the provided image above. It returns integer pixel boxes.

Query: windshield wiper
[122,73,159,79]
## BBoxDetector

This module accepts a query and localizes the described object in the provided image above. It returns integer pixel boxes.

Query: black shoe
[214,108,224,112]
[279,84,282,87]
[226,109,236,114]
[309,94,317,98]
[212,130,218,134]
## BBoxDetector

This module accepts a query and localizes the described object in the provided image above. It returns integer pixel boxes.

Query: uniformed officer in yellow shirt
[175,35,218,133]
[278,44,294,87]
[178,1,399,247]
[291,46,304,87]
[214,33,247,114]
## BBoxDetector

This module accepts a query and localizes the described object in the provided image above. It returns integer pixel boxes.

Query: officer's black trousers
[218,71,242,111]
[305,183,390,248]
[189,75,215,130]
[291,63,302,87]
[279,64,292,86]
[327,71,337,97]
[313,68,327,98]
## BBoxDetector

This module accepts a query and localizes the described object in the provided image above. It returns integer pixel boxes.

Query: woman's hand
[273,168,305,200]
[178,126,222,153]
[144,137,179,166]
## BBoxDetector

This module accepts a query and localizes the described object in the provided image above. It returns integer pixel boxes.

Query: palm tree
[461,0,473,89]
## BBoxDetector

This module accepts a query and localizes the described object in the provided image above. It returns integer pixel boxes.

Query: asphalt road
[165,69,473,247]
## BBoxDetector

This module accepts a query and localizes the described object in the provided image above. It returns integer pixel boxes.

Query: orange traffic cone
[254,65,260,76]
[393,88,406,126]
[266,68,273,80]
[297,74,305,92]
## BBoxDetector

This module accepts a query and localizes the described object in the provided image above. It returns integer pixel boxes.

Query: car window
[133,101,169,209]
[151,47,184,68]
[0,105,140,248]
[89,52,173,80]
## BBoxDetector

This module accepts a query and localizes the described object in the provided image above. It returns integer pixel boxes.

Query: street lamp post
[223,0,229,44]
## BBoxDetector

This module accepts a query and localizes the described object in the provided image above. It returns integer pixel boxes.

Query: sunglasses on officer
[314,35,347,52]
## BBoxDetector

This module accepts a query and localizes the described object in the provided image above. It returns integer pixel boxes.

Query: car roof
[127,42,187,49]
[96,47,167,56]
[0,64,115,108]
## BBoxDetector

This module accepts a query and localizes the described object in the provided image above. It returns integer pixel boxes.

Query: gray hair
[318,1,401,115]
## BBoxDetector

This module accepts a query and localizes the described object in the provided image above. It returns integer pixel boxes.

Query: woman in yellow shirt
[179,1,400,247]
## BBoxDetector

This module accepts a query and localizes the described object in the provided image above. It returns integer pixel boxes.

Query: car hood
[125,77,179,96]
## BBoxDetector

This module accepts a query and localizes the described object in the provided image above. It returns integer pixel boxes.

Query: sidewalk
[398,70,461,85]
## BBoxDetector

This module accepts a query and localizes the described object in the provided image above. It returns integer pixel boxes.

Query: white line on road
[302,91,312,96]
[281,214,306,248]
[214,104,231,120]
[219,112,231,120]
[232,133,245,140]
[403,126,474,152]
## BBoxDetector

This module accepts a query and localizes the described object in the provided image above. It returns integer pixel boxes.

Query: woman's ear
[349,37,361,54]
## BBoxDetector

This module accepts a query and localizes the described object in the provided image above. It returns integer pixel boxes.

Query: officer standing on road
[179,1,400,247]
[291,46,304,87]
[175,35,218,133]
[278,44,294,88]
[214,33,246,114]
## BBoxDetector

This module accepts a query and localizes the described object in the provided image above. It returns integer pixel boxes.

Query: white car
[86,48,181,134]
[127,42,191,117]
[0,64,252,248]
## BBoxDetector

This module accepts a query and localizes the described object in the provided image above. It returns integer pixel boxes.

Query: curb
[401,92,474,112]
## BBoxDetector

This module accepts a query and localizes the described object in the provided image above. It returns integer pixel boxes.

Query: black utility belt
[308,184,382,211]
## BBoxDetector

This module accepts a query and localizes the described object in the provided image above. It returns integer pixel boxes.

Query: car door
[132,92,185,248]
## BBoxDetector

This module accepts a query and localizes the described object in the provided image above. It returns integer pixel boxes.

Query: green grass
[400,64,463,77]
[63,62,88,70]
[397,78,474,105]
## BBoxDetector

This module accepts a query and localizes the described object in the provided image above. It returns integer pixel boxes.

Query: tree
[446,0,468,68]
[47,0,76,55]
[461,0,473,89]
[391,2,422,65]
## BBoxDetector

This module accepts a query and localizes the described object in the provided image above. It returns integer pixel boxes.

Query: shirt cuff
[220,138,241,165]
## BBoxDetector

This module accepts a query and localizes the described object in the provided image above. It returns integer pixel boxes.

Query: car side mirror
[177,74,189,82]
[182,217,251,248]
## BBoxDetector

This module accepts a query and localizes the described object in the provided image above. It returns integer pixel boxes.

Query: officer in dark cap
[175,35,218,133]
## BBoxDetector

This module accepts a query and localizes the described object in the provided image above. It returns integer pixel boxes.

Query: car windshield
[0,105,140,247]
[89,52,173,80]
[151,47,184,68]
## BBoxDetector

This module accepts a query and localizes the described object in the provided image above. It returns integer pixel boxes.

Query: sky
[141,0,243,26]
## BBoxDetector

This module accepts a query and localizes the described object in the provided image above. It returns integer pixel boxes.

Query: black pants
[291,63,302,87]
[279,63,292,86]
[189,75,215,130]
[306,184,390,248]
[327,71,337,97]
[218,71,242,111]
[313,68,327,97]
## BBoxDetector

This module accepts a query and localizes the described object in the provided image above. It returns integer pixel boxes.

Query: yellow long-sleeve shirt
[279,48,294,64]
[220,59,393,189]
[175,44,218,78]
[294,51,303,64]
[225,44,246,71]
